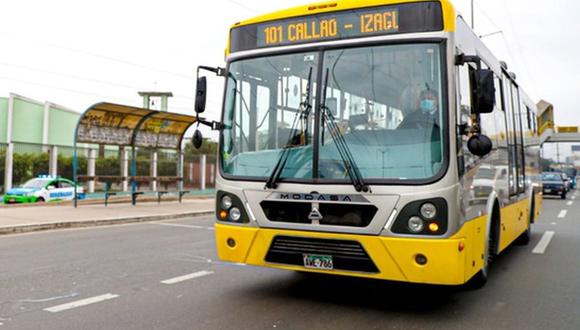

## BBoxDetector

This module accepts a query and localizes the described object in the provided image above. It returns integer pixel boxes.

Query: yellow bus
[194,0,542,288]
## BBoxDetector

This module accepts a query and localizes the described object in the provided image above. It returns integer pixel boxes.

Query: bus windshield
[221,43,445,183]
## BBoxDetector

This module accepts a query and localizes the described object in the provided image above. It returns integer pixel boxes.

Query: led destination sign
[230,2,443,52]
[261,9,399,46]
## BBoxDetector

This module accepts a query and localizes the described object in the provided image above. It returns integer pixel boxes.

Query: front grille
[265,236,379,273]
[260,201,377,227]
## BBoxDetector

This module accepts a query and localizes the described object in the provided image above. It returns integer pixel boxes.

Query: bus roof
[231,0,455,29]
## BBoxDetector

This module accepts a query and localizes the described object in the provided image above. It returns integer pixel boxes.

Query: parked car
[541,172,567,199]
[3,175,85,204]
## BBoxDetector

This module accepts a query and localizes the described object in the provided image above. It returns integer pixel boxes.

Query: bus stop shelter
[73,102,198,207]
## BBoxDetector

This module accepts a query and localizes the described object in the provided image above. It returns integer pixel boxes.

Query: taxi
[3,175,85,204]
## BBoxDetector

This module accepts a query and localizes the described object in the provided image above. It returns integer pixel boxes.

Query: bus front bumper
[215,220,486,285]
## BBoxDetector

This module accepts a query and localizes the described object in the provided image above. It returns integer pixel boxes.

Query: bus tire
[517,198,533,245]
[466,202,499,290]
[36,197,45,203]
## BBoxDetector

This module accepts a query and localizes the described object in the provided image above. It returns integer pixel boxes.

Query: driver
[398,88,439,129]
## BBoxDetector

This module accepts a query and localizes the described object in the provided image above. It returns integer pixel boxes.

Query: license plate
[10,198,15,203]
[303,254,333,270]
[544,189,551,193]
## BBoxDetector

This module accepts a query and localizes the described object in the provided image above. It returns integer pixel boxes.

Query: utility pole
[471,0,475,29]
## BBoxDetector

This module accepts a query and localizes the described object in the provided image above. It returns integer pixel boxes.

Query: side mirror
[195,76,207,114]
[467,134,492,157]
[472,69,495,114]
[192,129,203,149]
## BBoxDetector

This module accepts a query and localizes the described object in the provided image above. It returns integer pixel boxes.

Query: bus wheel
[466,250,489,289]
[466,204,499,290]
[36,197,45,203]
[517,200,533,245]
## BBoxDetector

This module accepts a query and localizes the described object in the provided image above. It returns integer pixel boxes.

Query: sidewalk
[0,198,215,235]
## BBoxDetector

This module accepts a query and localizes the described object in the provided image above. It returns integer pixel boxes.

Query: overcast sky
[0,0,576,158]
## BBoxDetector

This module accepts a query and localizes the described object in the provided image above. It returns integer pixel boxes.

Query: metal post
[5,95,14,192]
[471,0,475,29]
[177,150,184,194]
[4,143,14,192]
[150,151,158,191]
[73,142,78,208]
[121,147,129,192]
[87,148,96,193]
[200,154,206,191]
[49,145,58,176]
[131,146,137,205]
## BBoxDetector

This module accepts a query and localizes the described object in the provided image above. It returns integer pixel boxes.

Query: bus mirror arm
[197,117,225,131]
[455,54,481,69]
[197,66,226,77]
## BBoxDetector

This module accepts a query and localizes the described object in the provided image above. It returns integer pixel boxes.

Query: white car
[3,176,85,204]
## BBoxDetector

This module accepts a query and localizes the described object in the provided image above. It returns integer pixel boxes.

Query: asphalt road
[1,191,580,330]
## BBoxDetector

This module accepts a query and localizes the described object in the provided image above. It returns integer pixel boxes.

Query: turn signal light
[219,210,228,220]
[458,241,465,252]
[428,222,439,233]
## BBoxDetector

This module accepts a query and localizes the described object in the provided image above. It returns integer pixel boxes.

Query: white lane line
[557,210,568,219]
[532,231,555,254]
[551,222,557,225]
[572,196,577,200]
[567,201,574,206]
[43,294,119,313]
[161,270,213,284]
[154,223,204,229]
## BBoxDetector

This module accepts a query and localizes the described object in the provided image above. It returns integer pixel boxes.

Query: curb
[0,210,214,236]
[0,196,215,208]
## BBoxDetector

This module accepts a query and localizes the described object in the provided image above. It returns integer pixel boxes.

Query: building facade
[1,93,80,192]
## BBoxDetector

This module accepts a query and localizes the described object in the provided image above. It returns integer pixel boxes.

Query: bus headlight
[230,207,242,221]
[408,216,424,233]
[221,195,233,209]
[216,191,249,223]
[390,198,448,235]
[420,203,437,219]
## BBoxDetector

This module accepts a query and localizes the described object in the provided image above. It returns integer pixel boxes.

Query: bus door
[502,74,526,242]
[503,75,518,198]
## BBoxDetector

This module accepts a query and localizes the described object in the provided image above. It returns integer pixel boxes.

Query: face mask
[420,99,436,114]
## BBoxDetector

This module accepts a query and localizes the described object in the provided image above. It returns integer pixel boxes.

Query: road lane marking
[551,222,557,225]
[557,210,568,218]
[154,223,204,229]
[572,196,577,200]
[532,231,555,254]
[43,294,119,313]
[161,270,213,284]
[567,201,574,206]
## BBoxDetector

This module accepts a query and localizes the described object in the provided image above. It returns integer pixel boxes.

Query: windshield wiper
[265,67,313,189]
[319,68,370,193]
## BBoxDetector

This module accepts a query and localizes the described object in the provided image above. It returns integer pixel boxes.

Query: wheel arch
[484,192,501,256]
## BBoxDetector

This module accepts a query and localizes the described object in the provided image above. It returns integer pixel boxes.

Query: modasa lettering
[279,194,352,202]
